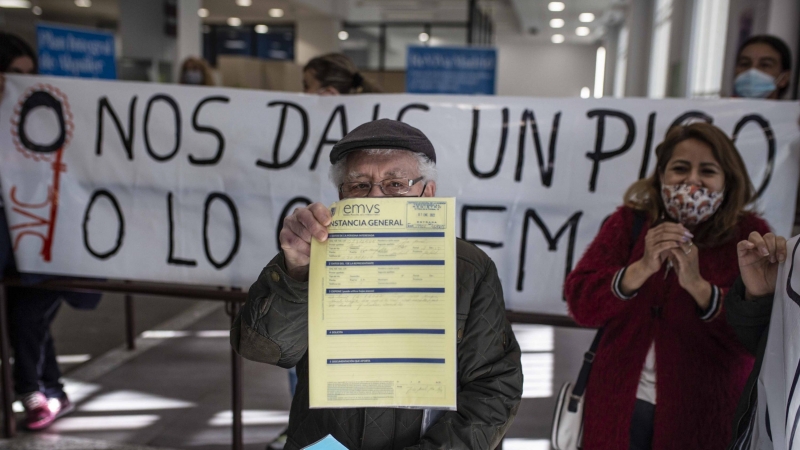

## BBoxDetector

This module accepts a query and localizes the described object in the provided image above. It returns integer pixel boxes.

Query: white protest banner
[747,235,800,449]
[0,75,798,315]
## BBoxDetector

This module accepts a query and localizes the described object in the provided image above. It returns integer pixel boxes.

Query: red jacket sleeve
[694,213,772,323]
[565,207,639,327]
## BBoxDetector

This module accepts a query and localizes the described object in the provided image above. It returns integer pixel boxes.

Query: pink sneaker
[21,391,56,430]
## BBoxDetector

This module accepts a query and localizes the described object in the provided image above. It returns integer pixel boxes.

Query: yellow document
[308,197,457,410]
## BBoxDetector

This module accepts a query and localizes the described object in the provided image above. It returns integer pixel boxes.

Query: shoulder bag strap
[567,210,646,412]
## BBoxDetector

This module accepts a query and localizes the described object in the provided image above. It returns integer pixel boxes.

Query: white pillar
[666,0,694,97]
[296,17,342,65]
[623,0,655,97]
[119,0,176,81]
[176,0,203,78]
[603,24,620,97]
[766,0,799,98]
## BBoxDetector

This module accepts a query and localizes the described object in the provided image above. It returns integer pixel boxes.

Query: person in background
[565,122,771,449]
[0,32,101,430]
[264,52,384,450]
[727,35,794,447]
[732,34,800,237]
[733,34,792,99]
[179,56,215,86]
[302,53,382,95]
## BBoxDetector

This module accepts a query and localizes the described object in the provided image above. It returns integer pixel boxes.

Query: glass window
[385,26,426,70]
[341,26,381,70]
[256,26,295,61]
[429,26,467,47]
[203,24,296,66]
[340,24,470,71]
[613,25,629,98]
[687,0,731,97]
[648,0,673,98]
[216,27,252,57]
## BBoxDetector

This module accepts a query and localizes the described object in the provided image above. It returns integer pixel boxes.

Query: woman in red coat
[565,122,771,450]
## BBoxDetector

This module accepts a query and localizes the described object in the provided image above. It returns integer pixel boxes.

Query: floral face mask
[660,183,724,226]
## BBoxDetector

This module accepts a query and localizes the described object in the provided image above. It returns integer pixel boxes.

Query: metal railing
[0,277,580,448]
[0,279,248,449]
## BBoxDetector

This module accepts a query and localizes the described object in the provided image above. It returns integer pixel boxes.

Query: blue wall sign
[37,23,117,79]
[215,28,252,57]
[406,46,496,95]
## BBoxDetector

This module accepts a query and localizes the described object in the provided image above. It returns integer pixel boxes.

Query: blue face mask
[733,68,777,98]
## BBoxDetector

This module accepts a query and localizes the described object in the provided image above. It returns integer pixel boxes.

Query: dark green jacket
[231,239,523,450]
[726,277,774,449]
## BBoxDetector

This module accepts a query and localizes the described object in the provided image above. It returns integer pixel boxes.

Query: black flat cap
[330,119,436,164]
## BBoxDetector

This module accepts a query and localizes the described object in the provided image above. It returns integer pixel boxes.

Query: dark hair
[303,53,382,94]
[0,32,37,74]
[624,122,755,247]
[737,34,792,98]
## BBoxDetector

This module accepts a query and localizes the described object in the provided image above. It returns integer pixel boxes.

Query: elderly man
[231,119,522,450]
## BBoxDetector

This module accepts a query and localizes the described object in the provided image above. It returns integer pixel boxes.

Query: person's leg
[629,399,655,450]
[8,288,65,430]
[8,288,61,396]
[40,298,64,399]
[40,300,76,420]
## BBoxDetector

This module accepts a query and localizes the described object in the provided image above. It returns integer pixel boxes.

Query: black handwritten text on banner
[1,75,798,315]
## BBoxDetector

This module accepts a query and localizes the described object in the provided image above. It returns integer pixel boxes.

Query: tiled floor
[0,435,178,450]
[0,293,596,449]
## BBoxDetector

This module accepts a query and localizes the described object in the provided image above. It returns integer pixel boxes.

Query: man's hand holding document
[308,197,457,410]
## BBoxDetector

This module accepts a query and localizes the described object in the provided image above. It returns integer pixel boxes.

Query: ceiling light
[236,0,251,5]
[548,2,565,12]
[580,87,591,98]
[549,18,564,28]
[0,0,31,8]
[32,5,41,14]
[268,8,284,18]
[579,13,595,22]
[576,27,590,36]
[255,24,268,34]
[419,32,430,42]
[551,34,565,44]
[74,0,91,7]
[227,17,242,26]
[338,31,349,41]
[198,8,209,17]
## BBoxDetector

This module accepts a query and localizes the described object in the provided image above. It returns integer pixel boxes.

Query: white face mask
[182,69,204,85]
[660,183,724,226]
[733,68,777,98]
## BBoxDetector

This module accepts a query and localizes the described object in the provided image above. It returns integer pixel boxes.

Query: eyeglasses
[339,177,425,198]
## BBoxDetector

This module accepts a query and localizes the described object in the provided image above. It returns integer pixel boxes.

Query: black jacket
[725,277,774,449]
[231,239,523,449]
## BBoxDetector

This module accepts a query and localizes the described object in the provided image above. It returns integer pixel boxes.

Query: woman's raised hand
[737,231,787,299]
[620,222,692,296]
[640,222,693,276]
